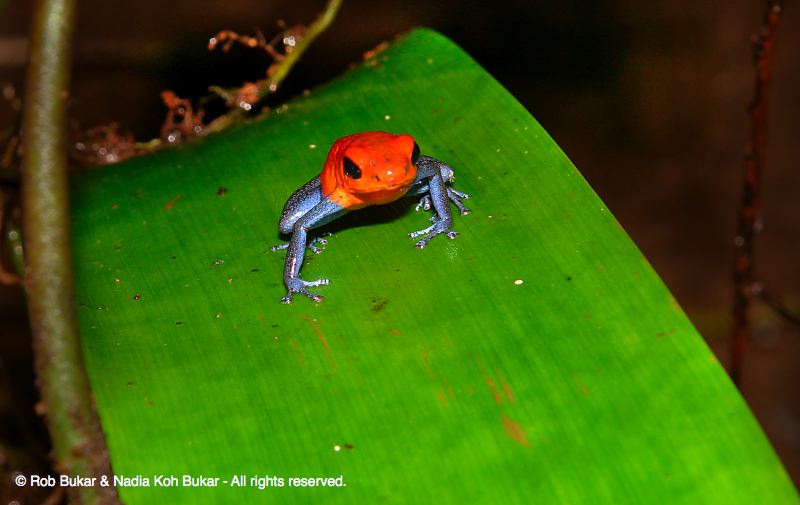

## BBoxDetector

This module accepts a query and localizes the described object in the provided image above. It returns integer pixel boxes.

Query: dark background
[1,0,798,489]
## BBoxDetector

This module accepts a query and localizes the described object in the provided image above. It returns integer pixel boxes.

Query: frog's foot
[414,188,471,215]
[281,277,330,304]
[409,219,458,249]
[271,234,331,254]
[447,188,471,215]
[306,234,330,254]
[415,195,433,212]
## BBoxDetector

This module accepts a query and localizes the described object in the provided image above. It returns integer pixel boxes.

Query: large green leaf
[71,29,798,503]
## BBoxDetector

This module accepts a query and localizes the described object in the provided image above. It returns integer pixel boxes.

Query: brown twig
[72,122,139,166]
[756,285,800,327]
[69,0,342,165]
[22,0,121,502]
[205,0,342,133]
[3,198,24,278]
[208,27,283,59]
[0,188,22,284]
[1,84,23,282]
[159,90,205,144]
[730,0,782,387]
[1,82,22,183]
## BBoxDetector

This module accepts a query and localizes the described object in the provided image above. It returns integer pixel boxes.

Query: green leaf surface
[71,29,798,504]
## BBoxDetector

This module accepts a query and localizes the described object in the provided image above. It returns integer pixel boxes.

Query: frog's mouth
[352,180,411,193]
[352,181,414,205]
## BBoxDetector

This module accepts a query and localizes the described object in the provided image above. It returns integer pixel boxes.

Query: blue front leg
[408,156,470,248]
[280,198,347,303]
[414,187,471,216]
[271,176,333,255]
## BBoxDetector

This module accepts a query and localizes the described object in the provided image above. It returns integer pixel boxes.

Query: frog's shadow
[274,197,424,243]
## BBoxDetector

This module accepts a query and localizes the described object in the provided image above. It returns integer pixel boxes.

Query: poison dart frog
[272,131,470,304]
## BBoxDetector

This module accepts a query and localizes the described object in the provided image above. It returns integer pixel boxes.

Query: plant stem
[265,0,343,97]
[22,0,120,502]
[205,0,342,133]
[730,0,782,387]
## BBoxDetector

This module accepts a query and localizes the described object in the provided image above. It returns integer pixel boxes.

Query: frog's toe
[307,234,330,254]
[409,224,435,239]
[411,220,458,248]
[282,277,329,303]
[414,232,448,248]
[273,234,332,255]
[282,290,323,304]
[451,189,470,200]
[304,278,330,287]
[415,195,432,212]
[447,188,471,215]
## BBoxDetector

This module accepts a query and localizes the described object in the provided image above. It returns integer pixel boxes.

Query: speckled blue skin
[273,155,470,303]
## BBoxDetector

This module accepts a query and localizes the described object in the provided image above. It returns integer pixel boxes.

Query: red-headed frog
[272,131,470,303]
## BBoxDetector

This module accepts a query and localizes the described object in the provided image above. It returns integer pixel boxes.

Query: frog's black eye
[411,142,421,164]
[343,156,362,179]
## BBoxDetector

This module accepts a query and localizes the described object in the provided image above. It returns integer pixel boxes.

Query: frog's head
[321,131,420,208]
